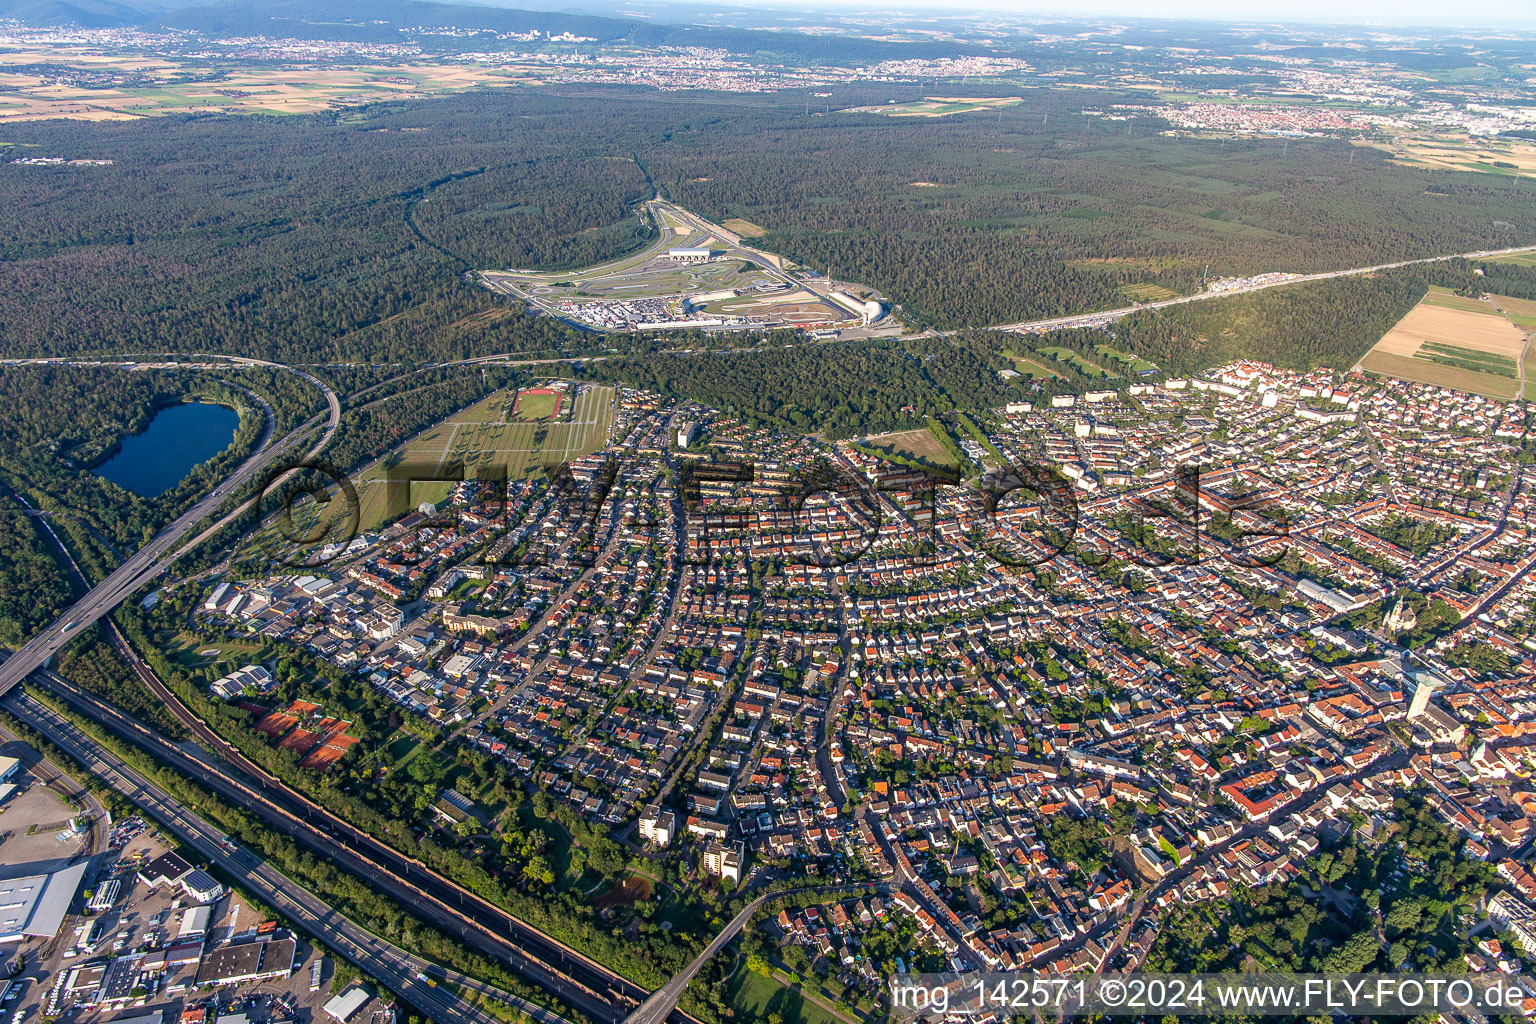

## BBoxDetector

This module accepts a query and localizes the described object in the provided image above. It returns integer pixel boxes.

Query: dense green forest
[570,339,1010,436]
[647,92,1536,328]
[0,503,74,647]
[571,263,1518,434]
[0,94,641,364]
[1094,267,1432,374]
[4,87,1536,366]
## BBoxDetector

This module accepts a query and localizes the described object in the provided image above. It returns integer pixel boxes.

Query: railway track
[92,621,692,1018]
[19,668,662,1024]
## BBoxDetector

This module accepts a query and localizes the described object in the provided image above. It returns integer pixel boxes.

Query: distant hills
[0,0,165,27]
[0,0,985,62]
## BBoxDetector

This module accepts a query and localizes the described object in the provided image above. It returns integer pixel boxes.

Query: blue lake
[95,402,241,498]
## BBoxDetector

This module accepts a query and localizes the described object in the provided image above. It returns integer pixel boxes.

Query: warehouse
[0,861,88,943]
[323,984,373,1023]
[194,935,296,987]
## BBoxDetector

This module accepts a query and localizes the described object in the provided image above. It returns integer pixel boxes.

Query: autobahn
[20,665,650,1024]
[980,243,1536,336]
[21,485,703,1024]
[0,686,562,1024]
[622,894,768,1024]
[0,358,706,1024]
[2,223,1534,1024]
[0,360,342,699]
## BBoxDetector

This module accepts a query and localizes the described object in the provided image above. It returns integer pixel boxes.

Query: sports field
[293,383,616,536]
[1003,351,1062,378]
[1358,288,1527,400]
[1038,346,1115,378]
[511,387,566,420]
[1095,345,1158,373]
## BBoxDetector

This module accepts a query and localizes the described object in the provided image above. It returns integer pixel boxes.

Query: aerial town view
[1,0,1536,1022]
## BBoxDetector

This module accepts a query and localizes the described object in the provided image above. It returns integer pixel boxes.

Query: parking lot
[8,818,386,1024]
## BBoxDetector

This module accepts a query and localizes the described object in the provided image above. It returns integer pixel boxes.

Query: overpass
[2,687,570,1024]
[0,360,339,698]
[624,881,884,1024]
[623,894,770,1024]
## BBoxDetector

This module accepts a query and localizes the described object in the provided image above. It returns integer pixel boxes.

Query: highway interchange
[1,216,1535,1024]
[0,359,341,699]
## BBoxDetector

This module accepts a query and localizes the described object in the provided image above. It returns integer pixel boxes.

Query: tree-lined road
[1,219,1533,1024]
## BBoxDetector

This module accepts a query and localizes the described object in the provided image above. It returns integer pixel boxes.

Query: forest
[569,338,1014,437]
[647,93,1536,328]
[0,93,644,365]
[0,362,326,638]
[4,85,1536,368]
[570,261,1515,436]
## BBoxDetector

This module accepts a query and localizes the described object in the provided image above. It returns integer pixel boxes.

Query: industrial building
[137,851,224,904]
[323,984,373,1023]
[87,877,122,911]
[0,756,20,805]
[0,861,87,943]
[193,934,296,987]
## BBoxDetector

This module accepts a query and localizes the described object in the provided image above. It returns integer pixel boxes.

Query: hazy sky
[734,0,1536,28]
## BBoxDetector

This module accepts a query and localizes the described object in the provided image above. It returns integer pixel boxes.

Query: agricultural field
[841,95,1022,118]
[1490,294,1536,330]
[1420,285,1498,313]
[0,48,542,121]
[1376,131,1536,177]
[1358,290,1527,400]
[1490,252,1536,268]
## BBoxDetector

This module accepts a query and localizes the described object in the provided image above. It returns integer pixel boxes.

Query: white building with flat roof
[324,985,373,1023]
